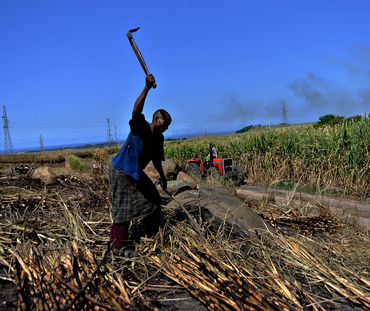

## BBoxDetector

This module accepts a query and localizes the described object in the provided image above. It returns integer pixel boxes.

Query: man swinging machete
[109,27,172,252]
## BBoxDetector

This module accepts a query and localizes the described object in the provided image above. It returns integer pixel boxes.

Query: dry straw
[1,161,369,310]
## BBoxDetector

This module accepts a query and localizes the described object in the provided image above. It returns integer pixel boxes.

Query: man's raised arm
[132,74,156,117]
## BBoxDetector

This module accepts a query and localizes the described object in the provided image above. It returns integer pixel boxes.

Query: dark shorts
[109,164,161,224]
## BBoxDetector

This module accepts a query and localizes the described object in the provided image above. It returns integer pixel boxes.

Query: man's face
[155,115,169,133]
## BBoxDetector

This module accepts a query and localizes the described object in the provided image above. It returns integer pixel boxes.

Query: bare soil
[0,281,17,311]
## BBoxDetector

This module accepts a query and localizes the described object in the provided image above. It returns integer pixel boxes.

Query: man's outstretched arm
[132,74,156,117]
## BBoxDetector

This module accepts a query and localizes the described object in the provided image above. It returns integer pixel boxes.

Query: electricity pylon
[114,124,117,143]
[39,135,44,151]
[2,105,13,153]
[106,118,112,146]
[281,101,288,124]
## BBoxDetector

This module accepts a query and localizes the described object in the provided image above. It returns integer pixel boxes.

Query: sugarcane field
[1,117,369,311]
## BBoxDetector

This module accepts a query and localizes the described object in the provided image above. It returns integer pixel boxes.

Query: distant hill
[235,122,313,134]
[235,114,367,134]
[235,123,290,133]
[21,141,122,153]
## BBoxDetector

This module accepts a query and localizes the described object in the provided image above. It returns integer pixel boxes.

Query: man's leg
[109,164,132,249]
[141,208,161,237]
[134,172,162,237]
[110,222,129,248]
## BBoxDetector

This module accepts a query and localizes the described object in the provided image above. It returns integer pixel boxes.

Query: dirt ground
[0,281,17,310]
[1,282,207,311]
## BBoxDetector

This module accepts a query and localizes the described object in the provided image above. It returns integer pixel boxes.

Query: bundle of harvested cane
[274,235,370,310]
[263,214,342,235]
[149,228,302,311]
[145,216,370,311]
[12,242,136,311]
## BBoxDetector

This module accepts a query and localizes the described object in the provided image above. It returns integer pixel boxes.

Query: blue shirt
[112,114,164,180]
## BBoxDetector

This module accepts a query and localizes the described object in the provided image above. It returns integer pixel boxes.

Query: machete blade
[129,27,140,33]
[127,27,140,37]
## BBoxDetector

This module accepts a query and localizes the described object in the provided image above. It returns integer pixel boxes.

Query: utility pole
[281,100,288,124]
[106,118,112,146]
[2,105,13,153]
[39,135,44,151]
[114,124,117,143]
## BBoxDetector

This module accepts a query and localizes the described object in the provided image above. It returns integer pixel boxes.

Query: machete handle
[127,31,157,88]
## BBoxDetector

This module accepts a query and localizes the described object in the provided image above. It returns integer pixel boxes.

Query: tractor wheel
[232,165,245,186]
[185,163,202,177]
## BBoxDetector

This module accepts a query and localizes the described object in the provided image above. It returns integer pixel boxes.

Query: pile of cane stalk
[12,242,136,311]
[150,235,301,310]
[143,219,370,311]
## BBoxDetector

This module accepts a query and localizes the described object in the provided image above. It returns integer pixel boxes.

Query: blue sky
[1,1,369,151]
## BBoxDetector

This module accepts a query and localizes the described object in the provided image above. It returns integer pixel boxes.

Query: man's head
[151,109,172,133]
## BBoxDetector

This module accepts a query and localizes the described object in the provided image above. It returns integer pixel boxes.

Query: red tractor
[185,144,245,186]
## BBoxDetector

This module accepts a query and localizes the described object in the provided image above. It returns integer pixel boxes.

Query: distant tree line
[235,124,287,134]
[235,125,257,134]
[313,114,365,128]
[165,137,188,141]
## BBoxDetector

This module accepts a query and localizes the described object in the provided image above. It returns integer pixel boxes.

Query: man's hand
[160,177,167,191]
[146,74,156,89]
[153,160,166,191]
